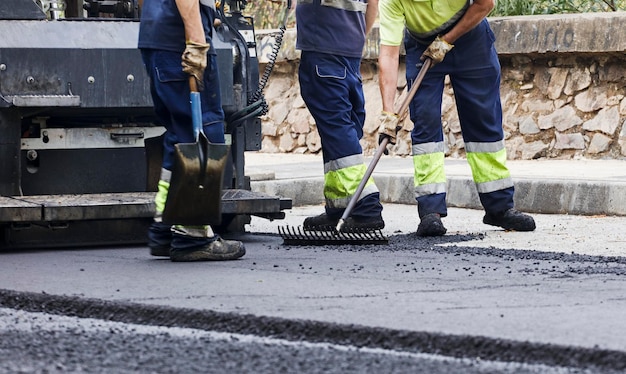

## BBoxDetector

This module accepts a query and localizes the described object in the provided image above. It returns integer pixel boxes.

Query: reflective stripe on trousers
[412,142,447,217]
[324,154,379,209]
[465,140,513,194]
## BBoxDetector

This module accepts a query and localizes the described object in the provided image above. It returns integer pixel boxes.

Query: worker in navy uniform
[377,0,535,236]
[138,0,245,261]
[296,0,385,232]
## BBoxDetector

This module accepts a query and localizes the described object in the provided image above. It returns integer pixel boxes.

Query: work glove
[182,40,211,90]
[378,111,400,154]
[421,36,454,65]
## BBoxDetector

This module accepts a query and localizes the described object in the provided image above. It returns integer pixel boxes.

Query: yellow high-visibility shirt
[379,0,469,46]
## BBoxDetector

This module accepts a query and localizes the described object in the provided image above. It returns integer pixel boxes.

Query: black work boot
[483,208,536,231]
[303,213,339,231]
[170,236,246,262]
[416,213,447,237]
[341,216,385,233]
[148,222,172,257]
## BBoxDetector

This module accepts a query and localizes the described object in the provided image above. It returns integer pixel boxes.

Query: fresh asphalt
[1,152,626,372]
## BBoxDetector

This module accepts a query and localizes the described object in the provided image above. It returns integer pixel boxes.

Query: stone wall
[254,12,626,160]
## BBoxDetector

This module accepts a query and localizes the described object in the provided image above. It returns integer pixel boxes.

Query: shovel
[161,77,230,226]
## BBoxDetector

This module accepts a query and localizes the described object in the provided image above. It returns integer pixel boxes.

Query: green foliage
[491,0,625,16]
[241,0,295,30]
[242,0,625,29]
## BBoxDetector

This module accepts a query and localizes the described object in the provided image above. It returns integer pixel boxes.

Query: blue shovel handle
[189,77,202,141]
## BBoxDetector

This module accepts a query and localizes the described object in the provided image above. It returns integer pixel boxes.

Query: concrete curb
[251,176,626,216]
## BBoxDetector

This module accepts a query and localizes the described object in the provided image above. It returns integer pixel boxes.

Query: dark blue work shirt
[296,0,368,58]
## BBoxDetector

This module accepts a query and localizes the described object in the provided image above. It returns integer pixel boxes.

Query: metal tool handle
[336,58,432,232]
[189,77,203,141]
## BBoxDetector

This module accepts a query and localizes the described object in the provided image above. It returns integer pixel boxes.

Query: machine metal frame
[0,0,291,249]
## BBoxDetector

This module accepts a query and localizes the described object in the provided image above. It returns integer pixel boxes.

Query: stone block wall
[254,12,626,160]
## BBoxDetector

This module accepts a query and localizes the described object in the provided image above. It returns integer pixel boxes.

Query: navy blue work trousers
[141,49,226,171]
[404,19,514,214]
[298,51,382,219]
[299,51,366,163]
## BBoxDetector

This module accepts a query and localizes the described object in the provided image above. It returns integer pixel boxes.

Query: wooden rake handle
[189,76,198,93]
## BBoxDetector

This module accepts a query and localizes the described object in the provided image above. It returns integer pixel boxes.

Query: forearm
[378,44,401,113]
[175,0,206,43]
[441,0,494,44]
[365,0,378,35]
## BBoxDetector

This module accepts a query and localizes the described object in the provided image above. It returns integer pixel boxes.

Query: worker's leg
[404,33,448,236]
[448,20,535,231]
[298,51,383,231]
[199,54,227,144]
[142,49,245,259]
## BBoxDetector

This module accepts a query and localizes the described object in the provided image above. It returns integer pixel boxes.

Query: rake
[278,58,432,246]
[279,226,388,246]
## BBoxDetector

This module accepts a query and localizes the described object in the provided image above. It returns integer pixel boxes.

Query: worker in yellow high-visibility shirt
[377,0,535,236]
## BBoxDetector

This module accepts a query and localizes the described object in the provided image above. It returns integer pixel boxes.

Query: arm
[378,44,401,114]
[176,0,210,87]
[441,0,494,44]
[365,0,378,35]
[175,0,206,43]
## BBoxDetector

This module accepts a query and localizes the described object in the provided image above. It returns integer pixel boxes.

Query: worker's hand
[421,36,454,65]
[378,111,400,154]
[182,40,210,90]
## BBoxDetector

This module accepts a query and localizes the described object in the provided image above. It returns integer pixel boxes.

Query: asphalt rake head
[278,225,388,246]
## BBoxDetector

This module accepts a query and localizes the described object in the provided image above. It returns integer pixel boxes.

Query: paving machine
[0,0,291,249]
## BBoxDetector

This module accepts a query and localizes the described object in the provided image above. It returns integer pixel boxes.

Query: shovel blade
[162,134,229,226]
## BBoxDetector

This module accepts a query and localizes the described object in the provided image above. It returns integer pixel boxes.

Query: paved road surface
[1,204,625,372]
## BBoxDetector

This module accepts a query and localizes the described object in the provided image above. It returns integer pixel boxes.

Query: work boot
[303,213,384,232]
[148,222,172,257]
[341,216,385,233]
[483,208,536,231]
[170,236,246,262]
[303,213,339,231]
[416,213,447,237]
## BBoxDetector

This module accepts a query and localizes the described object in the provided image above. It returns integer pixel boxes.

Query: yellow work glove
[421,36,454,65]
[182,40,210,89]
[377,111,400,153]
